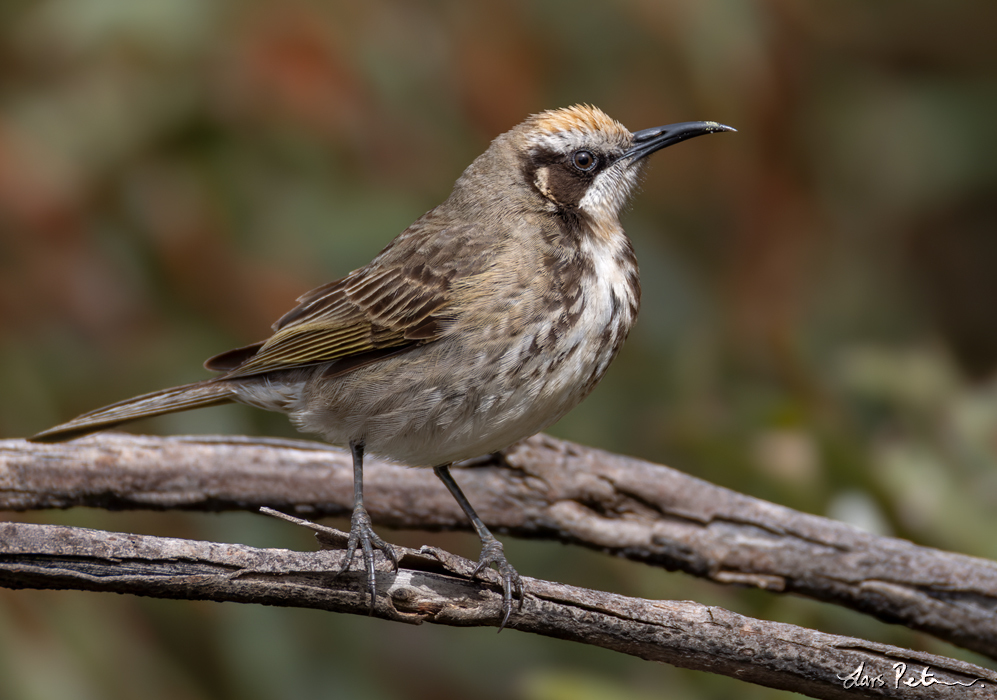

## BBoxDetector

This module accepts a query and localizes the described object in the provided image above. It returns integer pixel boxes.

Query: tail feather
[30,380,237,443]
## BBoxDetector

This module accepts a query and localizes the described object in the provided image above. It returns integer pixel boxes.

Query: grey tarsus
[432,463,523,631]
[338,439,398,615]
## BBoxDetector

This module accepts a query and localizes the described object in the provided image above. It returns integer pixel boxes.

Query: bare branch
[2,432,997,661]
[1,520,994,700]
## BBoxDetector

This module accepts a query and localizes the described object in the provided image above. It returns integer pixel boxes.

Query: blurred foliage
[1,0,996,698]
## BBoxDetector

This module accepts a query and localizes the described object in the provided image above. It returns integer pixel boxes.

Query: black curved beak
[625,121,736,161]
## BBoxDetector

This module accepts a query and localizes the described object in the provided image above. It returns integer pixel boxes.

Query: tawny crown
[527,104,631,143]
[518,105,634,160]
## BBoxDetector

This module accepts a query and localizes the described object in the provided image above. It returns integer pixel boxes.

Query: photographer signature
[838,661,985,690]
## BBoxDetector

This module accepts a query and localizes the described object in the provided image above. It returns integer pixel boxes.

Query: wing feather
[218,217,492,379]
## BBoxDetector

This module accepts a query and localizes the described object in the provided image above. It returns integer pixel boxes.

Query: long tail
[30,380,237,443]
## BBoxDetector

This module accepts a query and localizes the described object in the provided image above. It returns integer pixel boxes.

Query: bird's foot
[472,537,524,631]
[338,505,399,614]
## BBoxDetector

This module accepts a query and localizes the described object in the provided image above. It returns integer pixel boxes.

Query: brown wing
[218,267,449,378]
[214,216,491,380]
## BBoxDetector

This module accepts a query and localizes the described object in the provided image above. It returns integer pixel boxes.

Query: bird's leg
[338,439,398,614]
[432,464,523,630]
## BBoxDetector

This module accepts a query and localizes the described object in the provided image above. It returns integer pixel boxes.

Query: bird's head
[460,105,734,227]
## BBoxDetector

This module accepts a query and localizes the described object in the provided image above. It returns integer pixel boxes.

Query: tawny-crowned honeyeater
[32,105,734,627]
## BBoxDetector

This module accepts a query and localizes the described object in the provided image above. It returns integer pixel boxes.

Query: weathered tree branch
[3,432,996,660]
[1,518,994,700]
[2,431,997,698]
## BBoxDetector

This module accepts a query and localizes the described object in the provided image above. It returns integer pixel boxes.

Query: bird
[31,105,734,628]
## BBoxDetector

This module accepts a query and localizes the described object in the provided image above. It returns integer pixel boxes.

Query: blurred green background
[1,0,996,698]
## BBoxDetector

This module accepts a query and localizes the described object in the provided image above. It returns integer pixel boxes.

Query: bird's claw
[472,537,523,631]
[337,506,398,614]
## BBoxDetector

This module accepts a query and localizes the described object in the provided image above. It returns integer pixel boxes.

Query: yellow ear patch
[533,166,554,202]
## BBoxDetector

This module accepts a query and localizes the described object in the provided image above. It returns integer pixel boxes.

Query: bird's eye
[571,150,597,172]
